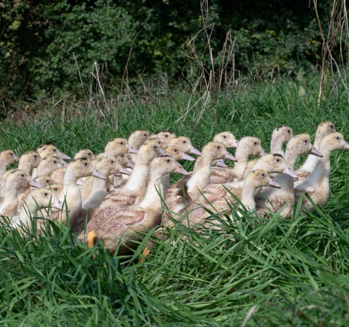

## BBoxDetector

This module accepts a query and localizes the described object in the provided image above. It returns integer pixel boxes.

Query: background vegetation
[0,0,340,108]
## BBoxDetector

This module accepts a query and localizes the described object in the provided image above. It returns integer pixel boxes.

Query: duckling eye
[261,173,265,177]
[330,125,334,129]
[44,192,48,196]
[304,140,308,143]
[53,160,57,164]
[9,153,13,156]
[174,149,178,152]
[21,174,24,177]
[120,142,124,145]
[166,159,170,163]
[111,160,114,164]
[223,135,227,138]
[287,129,291,133]
[153,146,157,149]
[217,146,221,149]
[254,142,257,145]
[88,152,91,156]
[164,134,169,138]
[34,155,37,158]
[276,159,280,162]
[336,136,340,140]
[53,149,56,152]
[84,162,88,166]
[144,133,147,137]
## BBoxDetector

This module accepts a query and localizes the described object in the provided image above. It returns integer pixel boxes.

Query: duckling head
[213,131,239,148]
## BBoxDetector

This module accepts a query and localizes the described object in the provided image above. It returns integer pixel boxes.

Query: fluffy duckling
[0,170,42,220]
[295,132,349,212]
[256,134,322,217]
[18,151,41,173]
[213,131,239,148]
[150,130,176,146]
[209,136,265,184]
[74,149,95,161]
[270,125,293,156]
[0,150,19,181]
[32,156,64,178]
[12,189,63,229]
[165,142,237,213]
[37,143,71,160]
[104,138,137,158]
[168,137,201,155]
[87,140,166,226]
[83,156,189,254]
[60,158,106,228]
[296,121,336,180]
[165,145,195,162]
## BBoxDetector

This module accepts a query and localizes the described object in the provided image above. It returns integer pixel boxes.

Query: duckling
[168,136,201,155]
[88,140,166,226]
[82,155,189,255]
[256,134,322,217]
[295,132,349,212]
[32,156,64,178]
[296,121,336,180]
[128,130,149,163]
[60,158,106,228]
[18,151,41,173]
[104,138,137,158]
[165,142,237,213]
[270,125,293,156]
[74,149,95,161]
[0,150,19,180]
[209,136,265,184]
[12,189,63,229]
[80,156,121,203]
[37,143,71,160]
[150,130,176,146]
[213,131,239,148]
[0,170,42,220]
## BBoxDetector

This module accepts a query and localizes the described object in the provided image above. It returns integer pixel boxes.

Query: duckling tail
[87,231,97,248]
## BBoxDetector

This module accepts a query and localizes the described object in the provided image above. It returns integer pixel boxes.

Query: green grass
[1,72,349,326]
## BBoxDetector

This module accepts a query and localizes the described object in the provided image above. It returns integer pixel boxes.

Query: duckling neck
[240,182,257,211]
[305,148,331,187]
[124,163,149,193]
[139,176,164,210]
[186,158,212,198]
[284,149,298,169]
[233,147,250,177]
[270,135,285,156]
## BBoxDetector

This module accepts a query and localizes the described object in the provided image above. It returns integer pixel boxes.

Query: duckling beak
[180,153,195,161]
[232,140,239,148]
[282,166,298,179]
[14,155,19,162]
[60,153,72,160]
[126,160,135,169]
[29,179,43,188]
[343,142,349,150]
[268,176,281,188]
[51,196,64,210]
[224,152,238,162]
[259,149,267,157]
[118,167,131,176]
[189,147,202,156]
[127,146,138,154]
[310,147,323,157]
[174,164,190,175]
[215,159,228,168]
[92,167,107,180]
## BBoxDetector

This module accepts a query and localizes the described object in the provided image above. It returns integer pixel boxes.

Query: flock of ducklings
[0,121,347,255]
